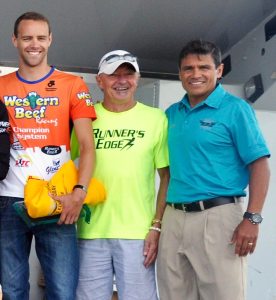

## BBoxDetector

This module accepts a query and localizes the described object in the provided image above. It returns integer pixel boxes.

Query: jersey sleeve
[70,76,97,121]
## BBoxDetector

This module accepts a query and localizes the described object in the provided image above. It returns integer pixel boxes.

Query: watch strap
[73,184,88,193]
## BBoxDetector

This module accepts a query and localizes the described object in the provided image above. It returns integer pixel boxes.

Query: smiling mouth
[114,87,128,91]
[190,81,205,85]
[27,51,41,56]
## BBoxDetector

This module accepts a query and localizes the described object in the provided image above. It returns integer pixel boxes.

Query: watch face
[252,214,263,223]
[244,212,263,224]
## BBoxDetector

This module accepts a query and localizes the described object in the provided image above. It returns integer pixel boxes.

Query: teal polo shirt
[166,84,270,203]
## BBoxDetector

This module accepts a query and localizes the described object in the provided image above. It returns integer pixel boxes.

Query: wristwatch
[243,212,263,224]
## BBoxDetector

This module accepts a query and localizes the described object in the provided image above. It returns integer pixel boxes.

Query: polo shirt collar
[179,83,226,110]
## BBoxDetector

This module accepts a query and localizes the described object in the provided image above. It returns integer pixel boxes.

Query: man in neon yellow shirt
[71,50,169,300]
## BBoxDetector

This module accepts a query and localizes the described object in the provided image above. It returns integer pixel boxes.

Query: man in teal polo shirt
[157,40,270,300]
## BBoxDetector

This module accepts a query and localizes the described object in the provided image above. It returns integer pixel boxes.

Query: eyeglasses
[103,54,137,64]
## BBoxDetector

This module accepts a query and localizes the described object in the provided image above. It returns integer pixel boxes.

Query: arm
[231,156,270,256]
[143,166,169,268]
[57,118,95,224]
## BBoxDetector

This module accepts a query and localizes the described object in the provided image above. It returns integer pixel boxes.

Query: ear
[178,70,183,81]
[12,34,17,48]
[216,63,224,79]
[134,73,140,87]
[48,32,53,47]
[96,75,103,90]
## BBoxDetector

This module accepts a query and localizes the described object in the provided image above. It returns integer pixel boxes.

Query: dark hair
[178,39,222,69]
[14,11,51,37]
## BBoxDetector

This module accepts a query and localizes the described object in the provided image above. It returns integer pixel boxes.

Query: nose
[191,67,201,78]
[29,37,40,47]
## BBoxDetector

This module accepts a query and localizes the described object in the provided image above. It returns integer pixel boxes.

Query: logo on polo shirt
[200,119,216,128]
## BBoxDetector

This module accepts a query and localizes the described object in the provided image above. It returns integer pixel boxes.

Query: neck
[102,99,136,112]
[17,64,51,81]
[188,96,205,107]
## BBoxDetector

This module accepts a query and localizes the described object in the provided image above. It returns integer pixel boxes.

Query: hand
[231,219,259,256]
[51,189,86,225]
[143,229,160,268]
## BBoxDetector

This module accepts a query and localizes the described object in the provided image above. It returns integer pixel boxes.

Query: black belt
[167,196,238,212]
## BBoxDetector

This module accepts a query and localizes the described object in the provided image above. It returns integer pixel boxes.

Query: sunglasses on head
[103,54,137,64]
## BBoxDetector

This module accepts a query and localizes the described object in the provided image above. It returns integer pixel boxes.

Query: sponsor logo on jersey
[46,158,61,175]
[93,128,145,150]
[13,126,49,140]
[41,145,62,155]
[15,155,32,167]
[4,92,59,120]
[48,80,55,87]
[0,121,9,133]
[77,92,93,106]
[11,140,24,150]
[46,80,57,91]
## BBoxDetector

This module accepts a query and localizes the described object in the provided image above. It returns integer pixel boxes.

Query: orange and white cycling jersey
[0,67,96,197]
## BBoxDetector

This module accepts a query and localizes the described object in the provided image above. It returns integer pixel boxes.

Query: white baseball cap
[98,50,139,75]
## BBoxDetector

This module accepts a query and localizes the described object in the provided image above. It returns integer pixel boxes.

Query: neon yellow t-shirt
[71,102,168,239]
